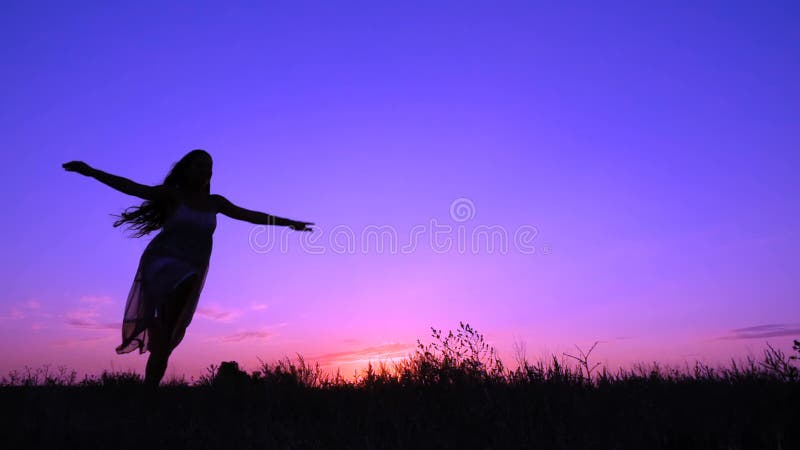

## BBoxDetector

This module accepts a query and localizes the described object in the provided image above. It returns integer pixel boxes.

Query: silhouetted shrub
[394,322,505,386]
[760,342,799,382]
[254,355,324,388]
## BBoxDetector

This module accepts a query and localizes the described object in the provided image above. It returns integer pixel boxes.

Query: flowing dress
[116,202,217,355]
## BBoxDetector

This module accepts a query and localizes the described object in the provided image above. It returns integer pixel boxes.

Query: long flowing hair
[111,149,211,238]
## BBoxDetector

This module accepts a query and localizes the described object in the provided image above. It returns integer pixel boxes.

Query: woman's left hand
[289,221,315,232]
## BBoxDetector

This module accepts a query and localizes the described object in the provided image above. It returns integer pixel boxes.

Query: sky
[1,1,798,380]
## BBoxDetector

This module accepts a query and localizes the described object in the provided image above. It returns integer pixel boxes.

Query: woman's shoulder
[209,194,230,212]
[151,184,180,202]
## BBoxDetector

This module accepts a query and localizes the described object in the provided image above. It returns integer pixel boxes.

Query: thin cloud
[250,302,269,311]
[311,343,415,366]
[66,319,119,331]
[196,305,240,322]
[0,307,26,320]
[597,336,635,344]
[51,334,117,348]
[1,299,45,320]
[66,309,98,322]
[24,300,41,309]
[220,330,273,343]
[79,295,113,305]
[65,310,118,331]
[720,323,800,340]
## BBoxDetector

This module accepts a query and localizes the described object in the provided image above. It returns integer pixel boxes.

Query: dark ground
[2,367,798,450]
[3,328,798,449]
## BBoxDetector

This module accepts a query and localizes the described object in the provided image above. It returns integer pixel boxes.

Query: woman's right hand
[62,161,94,177]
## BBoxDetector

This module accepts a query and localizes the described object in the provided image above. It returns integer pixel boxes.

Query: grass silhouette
[1,324,798,449]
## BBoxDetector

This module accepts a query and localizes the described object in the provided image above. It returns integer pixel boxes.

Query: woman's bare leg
[145,342,169,389]
[144,275,197,388]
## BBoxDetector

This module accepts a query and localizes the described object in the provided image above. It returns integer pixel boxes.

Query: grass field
[2,324,798,449]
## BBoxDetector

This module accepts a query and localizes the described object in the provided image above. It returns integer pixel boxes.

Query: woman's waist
[146,234,212,262]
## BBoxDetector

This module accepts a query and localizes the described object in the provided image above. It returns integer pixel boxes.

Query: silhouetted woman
[62,150,313,388]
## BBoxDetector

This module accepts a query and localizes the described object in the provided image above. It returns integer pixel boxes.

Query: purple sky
[1,1,798,379]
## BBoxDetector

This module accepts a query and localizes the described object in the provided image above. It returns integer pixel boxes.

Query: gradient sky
[1,1,798,380]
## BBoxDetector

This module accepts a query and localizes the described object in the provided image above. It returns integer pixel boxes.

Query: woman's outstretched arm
[213,194,314,231]
[62,161,170,201]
